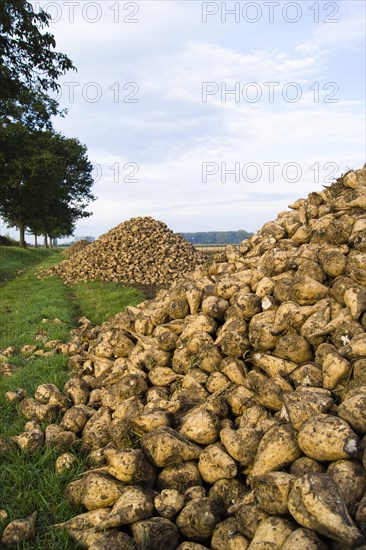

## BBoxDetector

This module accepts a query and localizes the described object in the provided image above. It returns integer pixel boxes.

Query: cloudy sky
[7,0,365,240]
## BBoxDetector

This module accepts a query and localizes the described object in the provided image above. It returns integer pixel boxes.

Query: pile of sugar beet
[48,216,205,285]
[2,166,366,549]
[63,240,92,258]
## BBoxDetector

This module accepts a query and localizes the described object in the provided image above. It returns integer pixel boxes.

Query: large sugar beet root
[63,527,137,550]
[179,408,220,445]
[80,407,111,453]
[235,496,269,539]
[220,426,260,467]
[176,497,221,542]
[250,353,297,378]
[291,276,328,305]
[156,461,202,492]
[103,448,156,486]
[198,443,237,484]
[98,486,154,528]
[141,427,201,467]
[274,330,313,364]
[326,459,366,515]
[211,518,249,550]
[287,473,364,546]
[1,512,37,547]
[60,406,89,433]
[19,398,58,423]
[248,311,278,351]
[281,528,327,549]
[208,478,245,516]
[154,489,185,520]
[88,531,137,550]
[338,391,366,434]
[247,516,293,549]
[131,517,179,550]
[79,473,123,510]
[290,457,325,476]
[11,426,44,454]
[253,472,294,515]
[322,351,352,389]
[282,389,333,431]
[298,414,361,461]
[53,508,111,531]
[249,425,301,482]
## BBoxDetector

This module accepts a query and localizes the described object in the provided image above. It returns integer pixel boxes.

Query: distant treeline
[181,230,253,245]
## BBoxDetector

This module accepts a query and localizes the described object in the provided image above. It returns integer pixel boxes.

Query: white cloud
[296,1,366,55]
[12,0,362,242]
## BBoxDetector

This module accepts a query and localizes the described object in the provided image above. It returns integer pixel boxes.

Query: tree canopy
[0,1,96,246]
[0,125,95,247]
[0,0,75,127]
[181,230,253,245]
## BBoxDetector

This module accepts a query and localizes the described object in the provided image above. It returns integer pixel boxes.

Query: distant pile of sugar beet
[48,217,205,285]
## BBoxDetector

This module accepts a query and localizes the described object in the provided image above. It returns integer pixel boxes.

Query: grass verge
[0,254,76,349]
[0,252,146,549]
[0,447,85,549]
[72,280,143,326]
[0,246,55,284]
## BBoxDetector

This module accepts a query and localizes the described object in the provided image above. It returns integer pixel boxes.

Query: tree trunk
[44,234,48,248]
[34,234,38,248]
[19,221,26,248]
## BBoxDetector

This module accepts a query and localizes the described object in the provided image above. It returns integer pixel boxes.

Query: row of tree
[181,230,253,245]
[0,1,95,247]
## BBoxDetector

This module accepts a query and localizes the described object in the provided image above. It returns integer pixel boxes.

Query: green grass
[0,355,71,437]
[0,255,76,349]
[72,280,143,325]
[0,447,85,549]
[0,246,55,284]
[0,251,146,549]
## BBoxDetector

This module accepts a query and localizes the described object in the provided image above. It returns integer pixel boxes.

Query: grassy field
[0,248,145,549]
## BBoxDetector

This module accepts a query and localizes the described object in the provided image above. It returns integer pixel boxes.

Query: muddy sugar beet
[2,165,366,549]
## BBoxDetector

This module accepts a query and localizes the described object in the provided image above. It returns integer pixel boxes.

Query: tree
[180,230,253,245]
[0,125,95,247]
[0,2,93,247]
[0,123,34,246]
[27,197,76,247]
[0,0,75,127]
